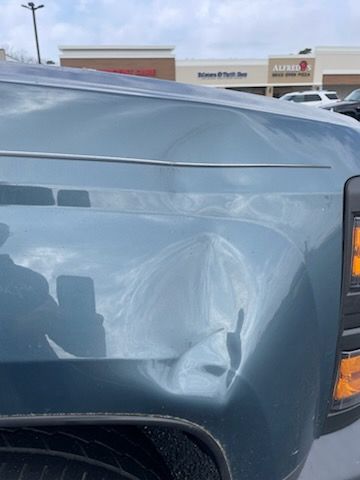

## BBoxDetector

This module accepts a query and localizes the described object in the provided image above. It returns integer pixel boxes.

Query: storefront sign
[101,68,156,77]
[268,57,315,84]
[198,71,248,80]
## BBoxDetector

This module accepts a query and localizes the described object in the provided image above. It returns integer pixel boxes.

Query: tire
[0,426,172,480]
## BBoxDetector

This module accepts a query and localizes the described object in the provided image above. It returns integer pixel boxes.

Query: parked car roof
[283,90,337,95]
[0,62,357,128]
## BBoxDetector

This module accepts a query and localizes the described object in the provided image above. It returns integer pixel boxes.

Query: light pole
[21,2,44,64]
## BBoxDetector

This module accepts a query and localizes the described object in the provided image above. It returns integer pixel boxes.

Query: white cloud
[0,0,357,62]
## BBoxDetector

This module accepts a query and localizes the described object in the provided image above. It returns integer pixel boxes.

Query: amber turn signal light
[351,219,360,286]
[334,353,360,409]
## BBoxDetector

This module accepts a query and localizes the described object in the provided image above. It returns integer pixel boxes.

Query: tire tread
[0,427,170,480]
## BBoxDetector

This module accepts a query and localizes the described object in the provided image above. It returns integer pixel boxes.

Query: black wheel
[0,426,172,479]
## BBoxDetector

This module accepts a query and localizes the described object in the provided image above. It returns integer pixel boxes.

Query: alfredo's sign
[268,57,315,84]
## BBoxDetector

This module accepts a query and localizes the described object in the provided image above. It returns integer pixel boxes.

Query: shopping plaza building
[59,45,360,99]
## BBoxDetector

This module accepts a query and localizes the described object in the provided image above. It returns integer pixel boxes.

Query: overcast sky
[0,0,357,62]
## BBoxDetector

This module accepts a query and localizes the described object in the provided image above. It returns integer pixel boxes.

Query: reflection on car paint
[0,223,105,361]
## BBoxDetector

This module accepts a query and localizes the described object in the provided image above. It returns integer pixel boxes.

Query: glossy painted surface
[1,64,360,480]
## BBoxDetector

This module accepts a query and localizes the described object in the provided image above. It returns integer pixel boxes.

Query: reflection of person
[0,223,106,360]
[0,223,58,360]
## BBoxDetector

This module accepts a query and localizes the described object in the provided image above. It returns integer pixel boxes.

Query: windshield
[345,90,360,101]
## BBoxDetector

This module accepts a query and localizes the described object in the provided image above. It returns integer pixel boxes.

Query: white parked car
[279,90,339,107]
